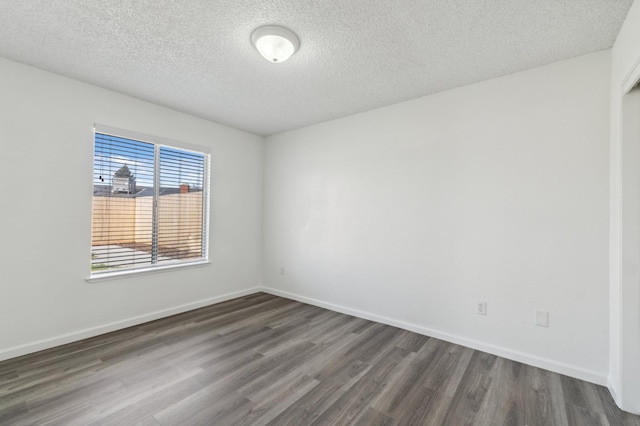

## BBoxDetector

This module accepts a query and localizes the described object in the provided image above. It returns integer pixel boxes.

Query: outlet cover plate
[535,310,549,327]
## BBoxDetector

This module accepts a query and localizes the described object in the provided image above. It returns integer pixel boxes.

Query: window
[91,125,210,276]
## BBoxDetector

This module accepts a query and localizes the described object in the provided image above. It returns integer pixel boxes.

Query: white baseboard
[0,286,262,362]
[606,377,640,415]
[262,286,608,386]
[1,285,609,388]
[607,377,619,404]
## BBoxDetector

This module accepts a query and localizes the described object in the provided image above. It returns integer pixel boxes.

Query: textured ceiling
[0,0,633,135]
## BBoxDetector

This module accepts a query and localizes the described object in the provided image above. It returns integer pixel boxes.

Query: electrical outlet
[476,302,487,315]
[535,310,549,327]
[280,267,285,276]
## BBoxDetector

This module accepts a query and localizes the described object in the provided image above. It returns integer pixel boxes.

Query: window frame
[87,124,211,282]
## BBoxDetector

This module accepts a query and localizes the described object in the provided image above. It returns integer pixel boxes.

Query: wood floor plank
[174,326,271,370]
[311,323,402,383]
[309,346,410,425]
[421,342,474,396]
[561,374,608,415]
[203,340,322,392]
[395,330,429,353]
[88,377,204,426]
[62,368,202,425]
[523,366,569,426]
[565,402,610,426]
[214,300,306,335]
[474,357,526,426]
[153,385,250,426]
[0,400,28,424]
[0,292,638,425]
[235,374,319,426]
[138,416,162,426]
[23,379,127,425]
[415,390,455,426]
[352,407,395,426]
[265,358,371,426]
[370,338,444,417]
[439,351,497,426]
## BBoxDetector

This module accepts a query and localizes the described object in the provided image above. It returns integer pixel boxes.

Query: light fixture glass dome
[251,25,299,63]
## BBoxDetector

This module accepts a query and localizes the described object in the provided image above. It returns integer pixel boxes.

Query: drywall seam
[262,286,607,386]
[0,287,262,362]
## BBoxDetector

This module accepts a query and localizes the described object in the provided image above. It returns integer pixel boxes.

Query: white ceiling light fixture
[251,25,299,63]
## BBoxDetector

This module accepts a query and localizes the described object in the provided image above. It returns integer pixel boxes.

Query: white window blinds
[157,146,207,265]
[91,127,209,275]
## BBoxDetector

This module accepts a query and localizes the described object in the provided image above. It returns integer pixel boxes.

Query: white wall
[609,0,640,413]
[263,51,611,383]
[0,57,263,360]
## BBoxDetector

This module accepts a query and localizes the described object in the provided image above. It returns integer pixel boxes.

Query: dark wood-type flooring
[1,293,638,425]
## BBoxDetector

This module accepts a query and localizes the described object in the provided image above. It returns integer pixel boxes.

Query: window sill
[86,260,210,283]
